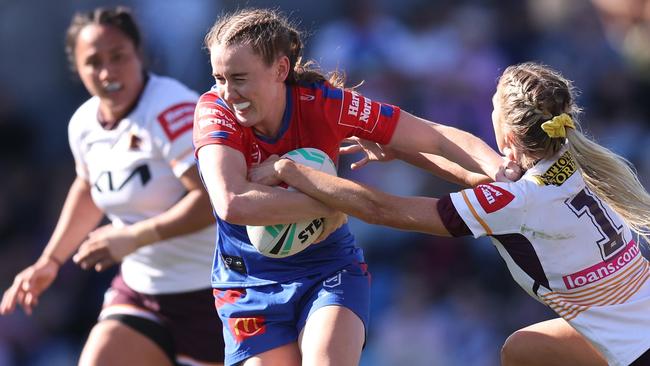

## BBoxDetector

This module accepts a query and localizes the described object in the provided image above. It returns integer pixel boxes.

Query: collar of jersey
[522,145,569,180]
[253,85,293,144]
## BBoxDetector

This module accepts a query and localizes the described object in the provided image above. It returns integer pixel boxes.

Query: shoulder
[194,90,243,135]
[197,88,224,107]
[140,75,198,136]
[145,74,199,103]
[195,90,237,124]
[295,80,344,102]
[68,96,100,137]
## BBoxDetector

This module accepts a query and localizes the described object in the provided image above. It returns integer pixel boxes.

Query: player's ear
[504,131,519,162]
[275,55,290,82]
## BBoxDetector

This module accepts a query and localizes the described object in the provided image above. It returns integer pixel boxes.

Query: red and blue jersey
[193,80,400,287]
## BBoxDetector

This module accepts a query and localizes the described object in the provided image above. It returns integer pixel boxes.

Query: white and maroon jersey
[68,74,215,295]
[438,147,650,366]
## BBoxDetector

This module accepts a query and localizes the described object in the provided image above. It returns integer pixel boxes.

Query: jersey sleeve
[320,85,401,144]
[149,100,198,178]
[441,182,527,238]
[193,92,246,158]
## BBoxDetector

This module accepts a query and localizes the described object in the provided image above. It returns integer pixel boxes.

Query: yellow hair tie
[541,113,575,138]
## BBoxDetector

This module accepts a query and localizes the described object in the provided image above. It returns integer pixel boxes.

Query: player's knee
[79,321,121,366]
[500,330,531,366]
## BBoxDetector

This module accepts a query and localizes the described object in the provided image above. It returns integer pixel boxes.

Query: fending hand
[495,159,522,182]
[339,137,395,170]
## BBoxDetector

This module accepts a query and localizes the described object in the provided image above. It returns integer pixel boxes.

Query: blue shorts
[213,262,371,366]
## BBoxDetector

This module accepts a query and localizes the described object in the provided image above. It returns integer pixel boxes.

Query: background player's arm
[388,110,509,181]
[145,166,214,239]
[197,144,335,226]
[272,158,451,236]
[73,166,215,271]
[0,176,103,315]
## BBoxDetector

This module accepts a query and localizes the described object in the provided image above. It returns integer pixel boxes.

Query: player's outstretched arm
[387,111,519,181]
[340,137,490,187]
[396,152,491,187]
[271,158,452,236]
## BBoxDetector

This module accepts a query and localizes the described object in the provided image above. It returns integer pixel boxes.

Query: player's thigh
[501,318,607,366]
[79,319,173,366]
[300,305,365,366]
[241,342,301,366]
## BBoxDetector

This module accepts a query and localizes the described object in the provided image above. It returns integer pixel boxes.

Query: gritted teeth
[103,82,122,92]
[233,101,251,111]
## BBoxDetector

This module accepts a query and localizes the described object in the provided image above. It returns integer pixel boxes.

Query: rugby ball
[247,148,337,258]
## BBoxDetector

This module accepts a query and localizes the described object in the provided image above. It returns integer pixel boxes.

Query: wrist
[39,254,64,269]
[128,220,161,247]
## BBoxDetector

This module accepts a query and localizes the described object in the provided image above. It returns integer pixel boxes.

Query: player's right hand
[0,258,59,316]
[339,137,395,170]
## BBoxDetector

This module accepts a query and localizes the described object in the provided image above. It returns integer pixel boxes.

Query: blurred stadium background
[1,0,649,365]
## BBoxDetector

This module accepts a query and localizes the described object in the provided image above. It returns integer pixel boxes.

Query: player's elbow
[212,194,248,224]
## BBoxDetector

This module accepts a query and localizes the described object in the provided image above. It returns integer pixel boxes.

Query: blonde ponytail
[566,129,650,241]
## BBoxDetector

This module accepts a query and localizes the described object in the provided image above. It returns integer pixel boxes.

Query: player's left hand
[249,154,283,186]
[314,211,347,243]
[339,137,395,170]
[73,224,140,272]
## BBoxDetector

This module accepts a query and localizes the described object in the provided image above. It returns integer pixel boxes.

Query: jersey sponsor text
[534,151,576,186]
[563,240,640,289]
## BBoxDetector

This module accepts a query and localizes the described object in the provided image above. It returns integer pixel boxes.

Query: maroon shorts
[100,274,224,364]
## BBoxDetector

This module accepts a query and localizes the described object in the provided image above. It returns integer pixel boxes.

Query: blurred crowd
[1,0,649,365]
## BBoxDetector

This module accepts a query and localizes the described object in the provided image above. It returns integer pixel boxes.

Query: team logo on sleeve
[338,90,379,133]
[473,184,514,213]
[157,102,196,141]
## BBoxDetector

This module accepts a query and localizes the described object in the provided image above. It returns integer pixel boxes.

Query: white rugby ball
[247,148,337,258]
